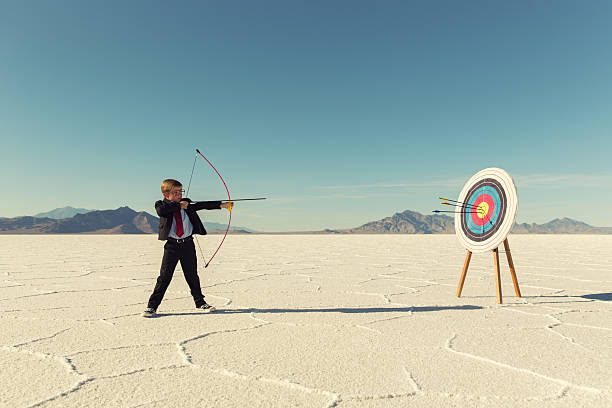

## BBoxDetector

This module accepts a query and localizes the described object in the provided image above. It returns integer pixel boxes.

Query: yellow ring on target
[476,202,489,219]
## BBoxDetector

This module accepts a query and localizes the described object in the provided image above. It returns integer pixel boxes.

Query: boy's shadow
[158,304,482,317]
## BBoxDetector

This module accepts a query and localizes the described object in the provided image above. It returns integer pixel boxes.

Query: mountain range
[324,210,612,235]
[512,218,612,234]
[0,207,252,234]
[327,210,454,234]
[0,208,609,234]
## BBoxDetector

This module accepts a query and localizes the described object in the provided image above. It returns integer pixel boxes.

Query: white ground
[1,235,610,407]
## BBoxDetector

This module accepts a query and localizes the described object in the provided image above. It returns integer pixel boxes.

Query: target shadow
[581,293,612,301]
[513,293,612,304]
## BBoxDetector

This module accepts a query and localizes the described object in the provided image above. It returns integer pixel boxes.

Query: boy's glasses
[169,189,185,195]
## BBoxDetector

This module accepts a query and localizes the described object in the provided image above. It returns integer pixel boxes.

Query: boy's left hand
[221,202,233,210]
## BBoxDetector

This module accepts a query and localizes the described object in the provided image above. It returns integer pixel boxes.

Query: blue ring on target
[465,186,502,235]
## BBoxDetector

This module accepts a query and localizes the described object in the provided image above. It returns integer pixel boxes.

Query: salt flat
[1,235,610,408]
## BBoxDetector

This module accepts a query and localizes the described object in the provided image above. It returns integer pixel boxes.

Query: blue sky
[1,1,611,231]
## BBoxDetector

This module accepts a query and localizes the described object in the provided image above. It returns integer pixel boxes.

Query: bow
[186,148,232,268]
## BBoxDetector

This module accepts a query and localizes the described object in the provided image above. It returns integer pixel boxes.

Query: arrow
[189,198,266,203]
[442,202,479,209]
[433,210,480,214]
[219,198,266,202]
[439,197,477,205]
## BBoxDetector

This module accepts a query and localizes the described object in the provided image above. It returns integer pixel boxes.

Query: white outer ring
[454,168,518,253]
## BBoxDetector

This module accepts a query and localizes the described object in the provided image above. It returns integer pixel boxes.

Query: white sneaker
[197,302,216,313]
[142,307,157,318]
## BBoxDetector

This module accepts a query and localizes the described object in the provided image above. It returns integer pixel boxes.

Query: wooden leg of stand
[493,248,502,304]
[503,239,522,298]
[456,251,472,297]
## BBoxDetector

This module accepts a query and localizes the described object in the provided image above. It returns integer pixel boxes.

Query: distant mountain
[325,210,611,234]
[34,206,95,219]
[512,218,612,234]
[204,221,255,233]
[328,210,454,234]
[0,207,158,234]
[0,207,254,234]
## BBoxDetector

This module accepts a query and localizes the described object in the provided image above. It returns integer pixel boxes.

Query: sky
[1,1,611,231]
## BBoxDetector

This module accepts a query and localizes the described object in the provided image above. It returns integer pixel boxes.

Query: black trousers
[147,239,205,309]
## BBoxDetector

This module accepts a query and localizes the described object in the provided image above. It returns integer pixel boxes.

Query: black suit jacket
[155,198,222,241]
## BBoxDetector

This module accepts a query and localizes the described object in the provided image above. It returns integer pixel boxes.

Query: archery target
[455,168,518,253]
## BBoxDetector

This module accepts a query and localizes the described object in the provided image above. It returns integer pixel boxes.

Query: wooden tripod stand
[456,238,521,304]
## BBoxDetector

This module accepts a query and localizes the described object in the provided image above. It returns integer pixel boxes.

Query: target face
[455,168,518,253]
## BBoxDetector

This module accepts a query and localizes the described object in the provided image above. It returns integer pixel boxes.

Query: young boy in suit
[142,179,232,317]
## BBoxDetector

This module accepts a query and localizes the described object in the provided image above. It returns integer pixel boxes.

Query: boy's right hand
[180,201,189,210]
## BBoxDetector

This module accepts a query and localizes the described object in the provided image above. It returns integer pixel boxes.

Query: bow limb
[195,149,231,268]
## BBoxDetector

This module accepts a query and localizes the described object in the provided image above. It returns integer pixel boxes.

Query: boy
[142,179,232,318]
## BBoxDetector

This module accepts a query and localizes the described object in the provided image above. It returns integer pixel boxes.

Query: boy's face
[164,186,184,203]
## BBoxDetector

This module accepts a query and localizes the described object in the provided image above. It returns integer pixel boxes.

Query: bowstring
[186,153,209,269]
[186,153,198,196]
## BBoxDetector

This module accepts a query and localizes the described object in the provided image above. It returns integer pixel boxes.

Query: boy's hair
[161,179,182,194]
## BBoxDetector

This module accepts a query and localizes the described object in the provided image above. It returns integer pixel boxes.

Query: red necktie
[173,211,184,237]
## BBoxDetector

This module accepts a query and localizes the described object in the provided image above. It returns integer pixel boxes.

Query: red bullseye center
[471,194,495,226]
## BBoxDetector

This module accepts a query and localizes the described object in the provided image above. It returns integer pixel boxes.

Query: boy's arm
[188,200,223,211]
[155,199,182,217]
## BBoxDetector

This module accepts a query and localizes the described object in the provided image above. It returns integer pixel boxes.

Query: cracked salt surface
[0,235,610,407]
